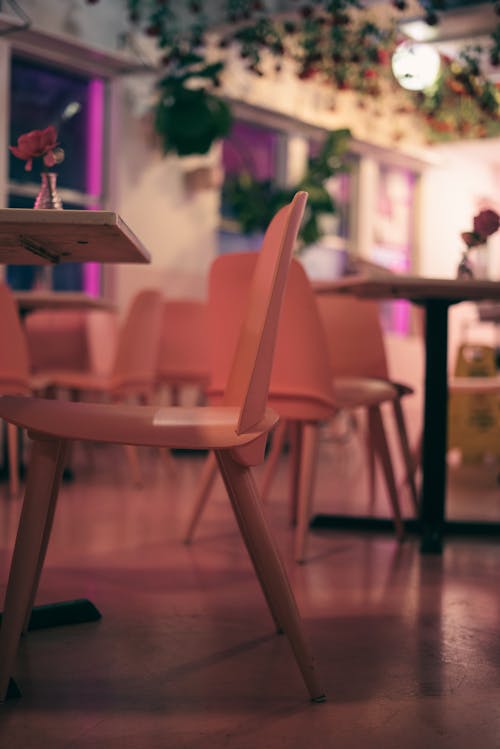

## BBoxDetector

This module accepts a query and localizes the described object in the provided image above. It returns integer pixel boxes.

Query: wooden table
[0,208,150,265]
[314,274,500,553]
[0,208,150,634]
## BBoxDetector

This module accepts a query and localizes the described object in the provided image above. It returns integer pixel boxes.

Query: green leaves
[223,127,351,245]
[155,87,232,156]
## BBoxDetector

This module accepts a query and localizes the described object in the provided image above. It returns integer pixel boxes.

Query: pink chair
[33,289,164,485]
[184,255,406,562]
[314,293,418,513]
[24,310,89,373]
[0,284,32,497]
[156,299,210,405]
[0,191,325,704]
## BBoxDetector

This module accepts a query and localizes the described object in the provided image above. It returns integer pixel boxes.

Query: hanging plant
[155,55,232,155]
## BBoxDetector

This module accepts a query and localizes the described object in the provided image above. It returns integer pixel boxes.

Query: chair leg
[366,414,377,512]
[124,444,143,487]
[215,449,325,702]
[7,423,19,498]
[0,437,66,701]
[392,398,419,515]
[288,421,302,526]
[183,450,218,543]
[368,406,405,542]
[21,440,69,634]
[293,424,320,564]
[260,419,287,502]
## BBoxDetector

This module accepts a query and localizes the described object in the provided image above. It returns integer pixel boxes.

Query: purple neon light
[83,78,104,297]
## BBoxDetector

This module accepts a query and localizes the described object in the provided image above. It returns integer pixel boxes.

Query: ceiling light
[391,41,441,91]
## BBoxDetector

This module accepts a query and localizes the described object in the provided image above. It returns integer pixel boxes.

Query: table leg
[419,300,450,553]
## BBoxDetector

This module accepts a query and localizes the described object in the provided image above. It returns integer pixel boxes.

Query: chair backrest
[85,309,119,377]
[210,191,308,434]
[25,309,89,373]
[315,293,389,380]
[110,288,164,395]
[209,193,336,429]
[0,283,31,394]
[157,299,210,385]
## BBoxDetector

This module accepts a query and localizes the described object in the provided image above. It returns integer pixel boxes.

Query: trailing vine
[89,1,500,154]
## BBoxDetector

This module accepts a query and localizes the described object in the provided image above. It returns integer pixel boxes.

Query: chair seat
[30,370,111,393]
[333,377,397,409]
[0,395,279,449]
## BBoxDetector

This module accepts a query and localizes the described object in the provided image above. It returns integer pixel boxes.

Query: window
[7,56,105,293]
[372,164,417,333]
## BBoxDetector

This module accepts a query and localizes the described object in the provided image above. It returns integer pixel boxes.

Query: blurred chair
[313,293,418,512]
[156,299,210,406]
[184,256,407,562]
[0,191,325,704]
[34,289,164,485]
[24,310,89,374]
[261,294,419,516]
[0,284,33,497]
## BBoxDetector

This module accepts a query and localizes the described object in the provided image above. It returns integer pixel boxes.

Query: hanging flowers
[87,1,500,155]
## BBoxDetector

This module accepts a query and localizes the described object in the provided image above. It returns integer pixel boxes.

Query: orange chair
[0,191,325,703]
[24,309,89,373]
[0,284,32,497]
[314,293,418,513]
[33,289,164,485]
[184,255,406,562]
[156,299,210,405]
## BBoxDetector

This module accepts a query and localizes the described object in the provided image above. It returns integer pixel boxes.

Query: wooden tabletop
[313,273,500,304]
[0,209,151,265]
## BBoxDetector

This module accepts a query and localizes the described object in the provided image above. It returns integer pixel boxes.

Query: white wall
[419,139,500,279]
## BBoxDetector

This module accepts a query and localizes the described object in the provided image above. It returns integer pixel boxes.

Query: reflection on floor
[0,435,499,749]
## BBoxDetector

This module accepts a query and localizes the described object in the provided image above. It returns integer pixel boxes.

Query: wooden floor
[1,422,500,748]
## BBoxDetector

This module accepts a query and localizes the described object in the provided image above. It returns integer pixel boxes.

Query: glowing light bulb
[391,42,441,91]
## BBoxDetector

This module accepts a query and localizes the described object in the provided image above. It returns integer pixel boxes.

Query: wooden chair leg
[163,448,177,477]
[124,444,143,487]
[288,421,302,527]
[260,419,287,502]
[366,414,377,512]
[7,422,19,498]
[22,440,69,634]
[392,398,419,515]
[215,449,325,702]
[293,424,320,564]
[0,437,66,701]
[183,450,218,543]
[368,406,405,542]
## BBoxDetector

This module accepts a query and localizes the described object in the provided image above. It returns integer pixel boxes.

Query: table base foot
[311,515,500,553]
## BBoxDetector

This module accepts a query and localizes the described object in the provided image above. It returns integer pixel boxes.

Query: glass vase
[457,243,489,280]
[472,243,489,279]
[34,172,63,210]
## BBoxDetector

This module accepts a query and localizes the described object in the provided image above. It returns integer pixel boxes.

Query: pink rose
[9,126,59,171]
[473,209,500,240]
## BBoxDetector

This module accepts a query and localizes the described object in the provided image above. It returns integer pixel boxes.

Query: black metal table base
[0,598,102,700]
[310,515,500,548]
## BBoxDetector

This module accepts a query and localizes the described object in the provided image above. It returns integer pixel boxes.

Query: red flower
[461,209,500,248]
[473,209,500,240]
[9,126,59,172]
